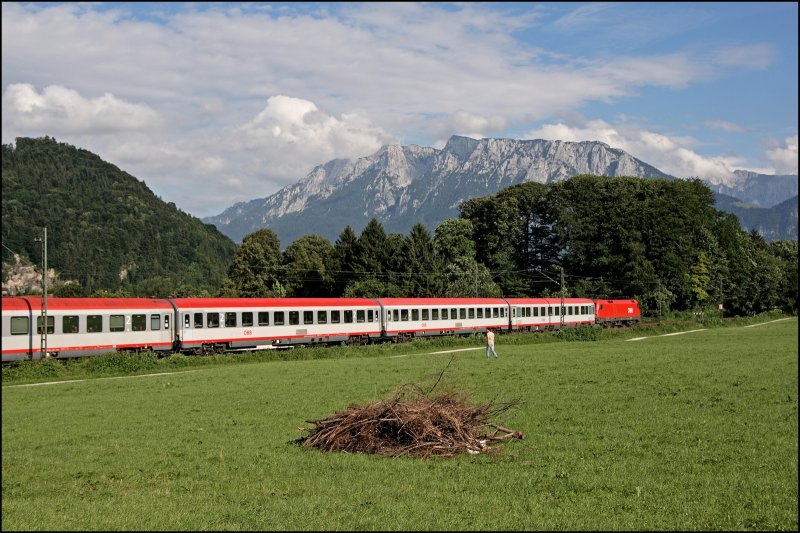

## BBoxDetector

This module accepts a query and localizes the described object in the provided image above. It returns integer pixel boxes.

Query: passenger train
[1,296,641,362]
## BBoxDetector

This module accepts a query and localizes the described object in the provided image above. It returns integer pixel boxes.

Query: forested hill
[1,136,237,295]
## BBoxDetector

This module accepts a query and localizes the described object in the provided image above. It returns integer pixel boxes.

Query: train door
[513,306,523,329]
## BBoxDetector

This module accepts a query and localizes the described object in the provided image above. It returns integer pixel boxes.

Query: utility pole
[34,227,48,358]
[560,266,565,327]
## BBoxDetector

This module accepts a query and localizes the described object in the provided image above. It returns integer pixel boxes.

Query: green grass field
[2,318,797,530]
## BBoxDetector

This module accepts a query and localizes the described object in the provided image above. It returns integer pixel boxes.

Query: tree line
[215,175,797,316]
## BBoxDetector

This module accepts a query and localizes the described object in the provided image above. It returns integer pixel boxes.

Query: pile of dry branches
[295,386,524,459]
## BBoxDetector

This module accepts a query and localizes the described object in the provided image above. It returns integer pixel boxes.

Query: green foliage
[433,218,476,260]
[689,250,712,305]
[554,325,600,341]
[77,351,160,375]
[355,218,389,276]
[343,277,403,298]
[220,228,283,296]
[52,282,87,297]
[1,137,236,295]
[282,234,336,296]
[457,174,794,315]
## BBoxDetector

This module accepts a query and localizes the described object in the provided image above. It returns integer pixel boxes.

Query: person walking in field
[486,330,498,359]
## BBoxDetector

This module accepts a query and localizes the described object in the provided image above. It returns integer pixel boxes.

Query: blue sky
[2,2,797,218]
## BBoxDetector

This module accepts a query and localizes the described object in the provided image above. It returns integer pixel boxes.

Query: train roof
[168,297,380,308]
[377,297,508,306]
[504,297,594,304]
[1,297,173,311]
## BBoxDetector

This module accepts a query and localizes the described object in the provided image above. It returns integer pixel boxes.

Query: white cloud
[2,83,162,136]
[764,135,798,175]
[705,120,746,133]
[235,95,394,181]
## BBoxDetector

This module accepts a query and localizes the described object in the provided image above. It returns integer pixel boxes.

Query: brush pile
[295,387,523,458]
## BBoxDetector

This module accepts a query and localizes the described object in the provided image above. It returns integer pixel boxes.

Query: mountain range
[204,135,798,245]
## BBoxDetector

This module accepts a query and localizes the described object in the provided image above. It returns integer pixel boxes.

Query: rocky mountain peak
[203,136,796,245]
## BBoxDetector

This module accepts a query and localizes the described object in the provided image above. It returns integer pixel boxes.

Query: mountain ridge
[204,135,796,244]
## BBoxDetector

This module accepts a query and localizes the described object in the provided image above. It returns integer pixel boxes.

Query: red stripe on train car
[379,298,508,306]
[1,297,173,311]
[169,298,379,309]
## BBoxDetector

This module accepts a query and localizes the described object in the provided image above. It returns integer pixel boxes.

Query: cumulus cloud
[764,135,798,175]
[2,83,162,137]
[236,95,394,181]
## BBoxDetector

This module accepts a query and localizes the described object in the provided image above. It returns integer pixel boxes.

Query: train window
[441,309,448,320]
[87,315,102,333]
[258,312,269,326]
[194,313,203,328]
[318,311,327,324]
[492,308,498,318]
[274,312,285,325]
[500,308,505,317]
[460,308,467,320]
[206,313,219,328]
[401,309,409,321]
[10,316,28,335]
[485,307,491,318]
[451,308,457,319]
[151,314,161,331]
[331,311,340,324]
[242,312,253,327]
[432,309,439,320]
[568,306,573,315]
[36,316,55,335]
[289,312,299,326]
[391,310,398,321]
[422,309,429,321]
[225,312,237,327]
[344,310,353,323]
[533,307,538,317]
[63,314,81,333]
[110,315,124,332]
[547,307,553,316]
[477,308,483,319]
[411,309,419,321]
[357,310,365,323]
[132,314,146,332]
[304,311,314,325]
[368,310,374,322]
